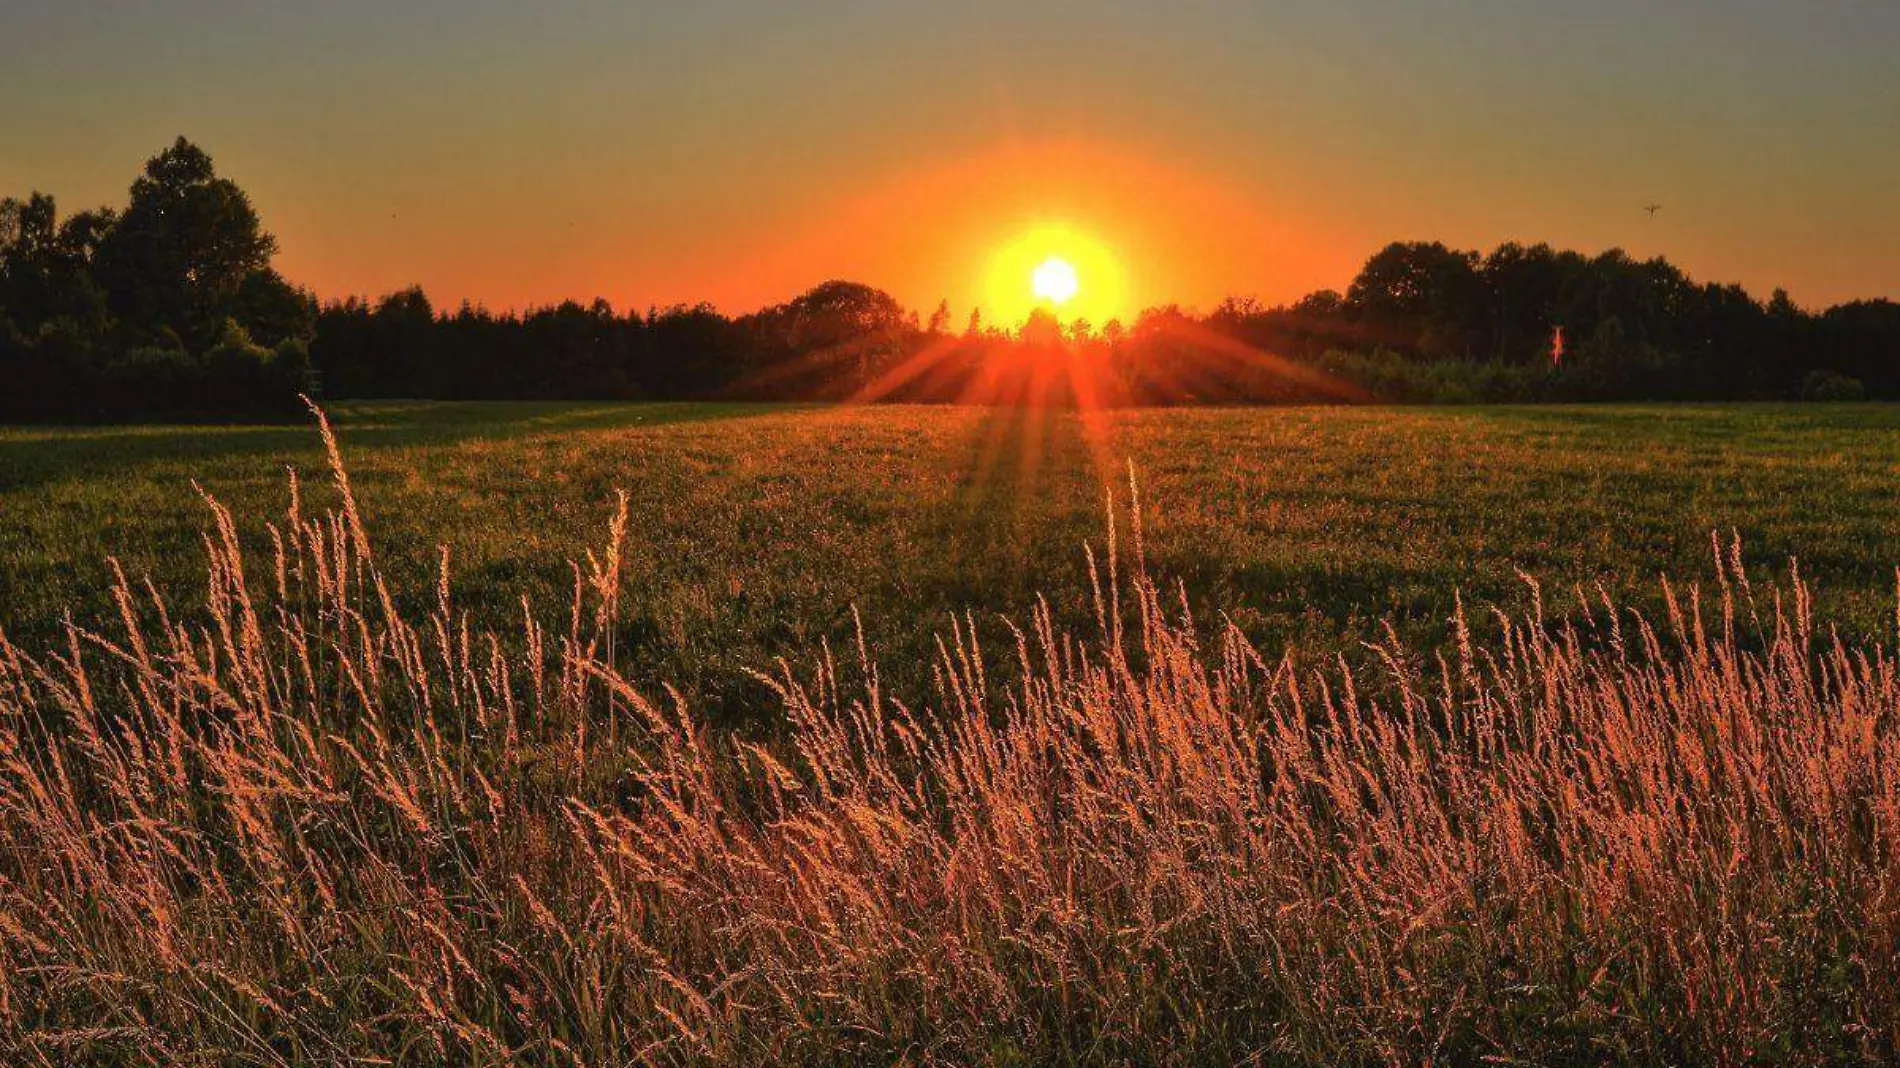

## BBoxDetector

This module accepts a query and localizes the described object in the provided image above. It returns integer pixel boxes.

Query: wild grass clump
[2,407,1898,1065]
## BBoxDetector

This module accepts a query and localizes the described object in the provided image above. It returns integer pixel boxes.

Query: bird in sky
[1644,204,1663,218]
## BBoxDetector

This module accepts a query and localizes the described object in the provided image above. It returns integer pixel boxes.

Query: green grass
[5,400,1899,720]
[9,400,1900,1064]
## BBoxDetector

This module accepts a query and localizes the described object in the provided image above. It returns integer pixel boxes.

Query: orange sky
[5,1,1896,320]
[686,143,1351,327]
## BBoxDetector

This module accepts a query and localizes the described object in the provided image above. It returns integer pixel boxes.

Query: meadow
[6,401,1900,1065]
[6,401,1900,722]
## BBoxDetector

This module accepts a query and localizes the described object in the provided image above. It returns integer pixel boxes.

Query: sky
[3,0,1896,322]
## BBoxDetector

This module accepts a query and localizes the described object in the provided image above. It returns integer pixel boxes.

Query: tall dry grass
[2,406,1898,1065]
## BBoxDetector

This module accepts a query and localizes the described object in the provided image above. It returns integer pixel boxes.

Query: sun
[1031,257,1080,306]
[982,223,1128,327]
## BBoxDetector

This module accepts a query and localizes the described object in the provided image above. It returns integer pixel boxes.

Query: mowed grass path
[4,401,1898,721]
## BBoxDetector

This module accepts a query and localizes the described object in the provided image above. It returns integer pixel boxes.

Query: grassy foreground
[6,401,1900,721]
[2,404,1898,1065]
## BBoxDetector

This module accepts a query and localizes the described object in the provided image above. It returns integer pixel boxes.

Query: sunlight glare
[1031,257,1080,306]
[983,223,1128,328]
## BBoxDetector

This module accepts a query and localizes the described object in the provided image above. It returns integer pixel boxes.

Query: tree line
[5,139,1898,420]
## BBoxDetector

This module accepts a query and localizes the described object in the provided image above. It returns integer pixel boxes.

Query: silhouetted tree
[1481,243,1565,363]
[1347,242,1486,359]
[744,281,910,397]
[642,304,744,400]
[94,138,281,349]
[1,139,314,420]
[0,194,114,337]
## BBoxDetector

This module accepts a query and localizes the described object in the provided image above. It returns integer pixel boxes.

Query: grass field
[4,401,1899,720]
[8,401,1900,1064]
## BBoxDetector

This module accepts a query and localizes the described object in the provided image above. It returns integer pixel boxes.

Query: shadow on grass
[0,401,796,493]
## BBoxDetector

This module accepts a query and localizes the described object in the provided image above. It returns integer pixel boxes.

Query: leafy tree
[199,318,314,416]
[754,281,910,396]
[1481,243,1566,363]
[0,193,114,336]
[1019,307,1064,349]
[373,286,438,395]
[1823,300,1900,396]
[643,303,743,400]
[94,138,278,348]
[231,269,317,349]
[1347,242,1486,359]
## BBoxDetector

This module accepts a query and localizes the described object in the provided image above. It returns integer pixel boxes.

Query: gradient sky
[4,0,1896,320]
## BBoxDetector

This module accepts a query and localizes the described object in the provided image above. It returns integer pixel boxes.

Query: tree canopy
[1,138,313,420]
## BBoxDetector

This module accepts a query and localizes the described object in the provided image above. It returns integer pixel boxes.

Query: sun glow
[983,223,1128,328]
[1031,257,1080,306]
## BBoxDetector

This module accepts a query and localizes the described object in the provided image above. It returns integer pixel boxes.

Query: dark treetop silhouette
[4,139,1898,421]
